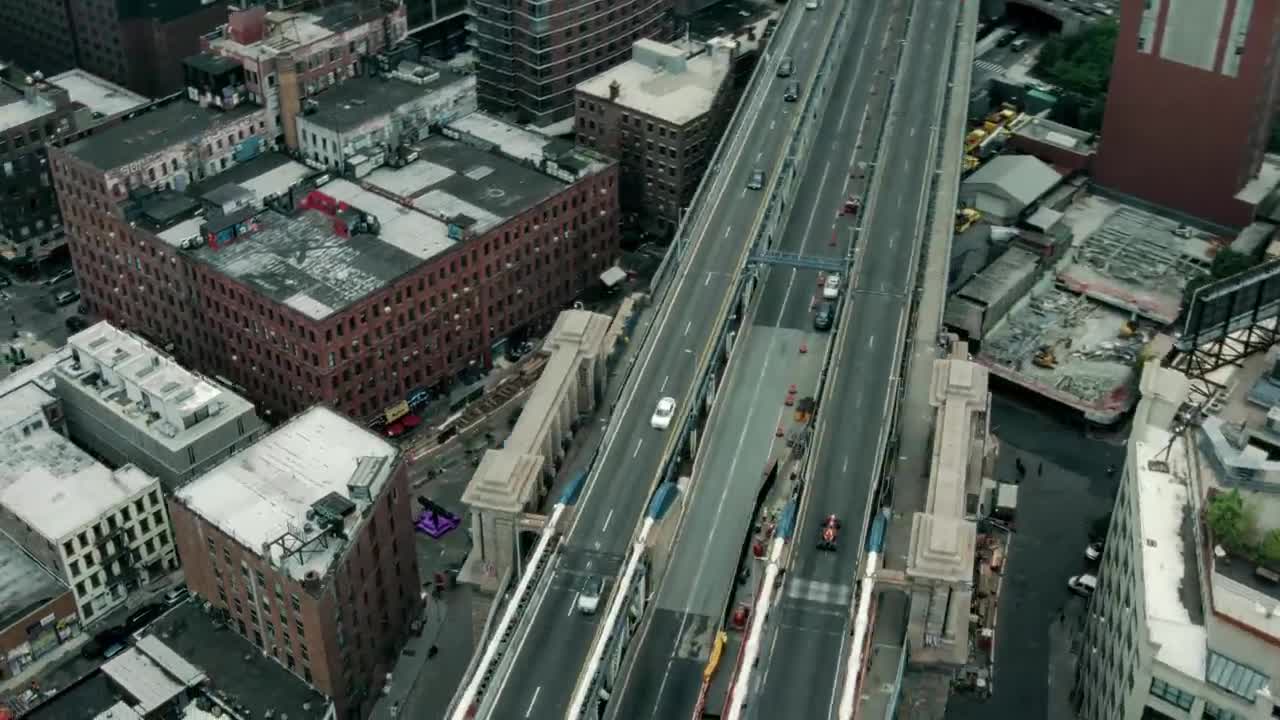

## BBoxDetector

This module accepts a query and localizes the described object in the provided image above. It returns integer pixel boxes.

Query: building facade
[469,0,674,126]
[0,0,230,98]
[0,532,79,683]
[575,39,736,235]
[1093,0,1280,229]
[167,407,419,720]
[53,322,266,491]
[0,385,176,623]
[0,67,150,268]
[201,2,409,150]
[295,67,476,170]
[1073,364,1280,720]
[51,95,620,424]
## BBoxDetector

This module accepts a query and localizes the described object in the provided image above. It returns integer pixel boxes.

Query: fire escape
[97,523,140,594]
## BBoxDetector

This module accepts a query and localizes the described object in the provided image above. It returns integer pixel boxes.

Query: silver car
[747,169,765,190]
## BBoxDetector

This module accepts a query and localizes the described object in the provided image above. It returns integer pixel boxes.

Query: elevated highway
[750,0,964,717]
[457,1,851,717]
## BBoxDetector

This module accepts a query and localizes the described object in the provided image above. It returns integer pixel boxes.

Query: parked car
[65,315,89,333]
[163,585,190,606]
[1085,541,1103,562]
[44,268,74,286]
[1068,573,1097,597]
[55,289,80,306]
[577,576,604,615]
[125,603,165,632]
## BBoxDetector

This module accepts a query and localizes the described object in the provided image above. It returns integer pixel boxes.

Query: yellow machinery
[1119,320,1138,338]
[955,207,981,233]
[963,154,981,172]
[965,128,987,153]
[1033,337,1073,369]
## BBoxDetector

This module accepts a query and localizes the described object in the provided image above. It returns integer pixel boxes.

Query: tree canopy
[1207,489,1257,555]
[1182,248,1257,308]
[1032,21,1118,132]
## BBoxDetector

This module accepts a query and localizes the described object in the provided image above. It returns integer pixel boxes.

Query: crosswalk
[973,59,1005,76]
[785,578,852,607]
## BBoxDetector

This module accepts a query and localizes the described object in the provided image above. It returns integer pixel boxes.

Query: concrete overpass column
[460,451,546,591]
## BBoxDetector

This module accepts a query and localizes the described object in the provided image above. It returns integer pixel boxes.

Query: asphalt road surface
[604,0,906,717]
[482,3,850,716]
[752,0,962,717]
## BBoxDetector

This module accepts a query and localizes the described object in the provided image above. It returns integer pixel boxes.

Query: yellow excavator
[956,207,982,233]
[1033,337,1073,369]
[1118,320,1138,338]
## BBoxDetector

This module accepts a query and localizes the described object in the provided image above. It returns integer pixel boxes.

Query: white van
[1068,574,1097,596]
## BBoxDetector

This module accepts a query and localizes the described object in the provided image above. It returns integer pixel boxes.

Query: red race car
[817,514,841,551]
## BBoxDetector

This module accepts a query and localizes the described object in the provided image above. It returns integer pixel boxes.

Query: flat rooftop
[0,530,68,632]
[149,600,330,719]
[0,381,55,435]
[56,322,257,452]
[102,635,207,716]
[66,101,260,172]
[1012,116,1093,152]
[0,349,65,399]
[0,428,155,541]
[303,69,467,133]
[1057,195,1214,324]
[446,112,612,174]
[175,407,397,580]
[978,285,1141,420]
[180,135,567,320]
[0,82,55,133]
[577,39,731,126]
[49,69,149,119]
[1132,421,1206,680]
[26,672,119,720]
[209,3,394,61]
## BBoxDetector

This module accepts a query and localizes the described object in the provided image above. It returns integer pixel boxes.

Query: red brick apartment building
[167,406,418,720]
[49,99,619,424]
[1093,0,1280,228]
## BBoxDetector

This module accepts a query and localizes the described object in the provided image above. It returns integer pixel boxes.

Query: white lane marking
[567,596,578,617]
[601,508,614,533]
[684,320,692,336]
[842,456,849,474]
[660,375,669,392]
[741,189,747,199]
[779,158,834,324]
[526,686,542,717]
[633,438,644,458]
[868,335,875,349]
[723,225,734,238]
[705,273,713,287]
[756,151,764,162]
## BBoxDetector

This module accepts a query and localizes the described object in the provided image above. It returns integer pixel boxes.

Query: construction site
[1056,197,1215,325]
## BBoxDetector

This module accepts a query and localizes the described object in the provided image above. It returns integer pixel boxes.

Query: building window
[1206,652,1268,701]
[1149,678,1195,711]
[1202,702,1244,720]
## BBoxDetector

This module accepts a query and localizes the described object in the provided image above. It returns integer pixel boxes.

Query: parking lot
[945,394,1125,720]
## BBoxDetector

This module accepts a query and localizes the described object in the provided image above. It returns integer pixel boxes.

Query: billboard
[1178,260,1280,351]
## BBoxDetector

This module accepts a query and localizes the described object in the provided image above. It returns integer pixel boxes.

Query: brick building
[0,0,230,98]
[0,533,79,683]
[167,406,418,720]
[200,1,409,150]
[50,96,619,424]
[0,67,148,268]
[1093,0,1280,229]
[470,0,674,126]
[576,38,737,235]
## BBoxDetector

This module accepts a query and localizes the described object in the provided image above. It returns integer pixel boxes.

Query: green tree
[1032,21,1119,132]
[1206,490,1257,554]
[1183,248,1258,308]
[1261,528,1280,566]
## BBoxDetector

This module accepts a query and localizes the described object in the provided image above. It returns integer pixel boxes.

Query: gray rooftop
[66,101,259,172]
[956,246,1039,306]
[964,155,1062,207]
[48,70,149,120]
[187,136,566,319]
[0,531,68,632]
[145,597,330,717]
[0,82,56,133]
[25,673,118,720]
[305,70,466,133]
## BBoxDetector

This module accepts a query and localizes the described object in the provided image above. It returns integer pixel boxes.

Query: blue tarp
[559,470,588,506]
[778,500,798,540]
[647,482,678,520]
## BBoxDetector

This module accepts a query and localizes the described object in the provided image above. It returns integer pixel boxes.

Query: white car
[1085,541,1103,562]
[651,396,676,430]
[577,577,604,615]
[822,274,842,300]
[1068,574,1097,597]
[804,0,819,8]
